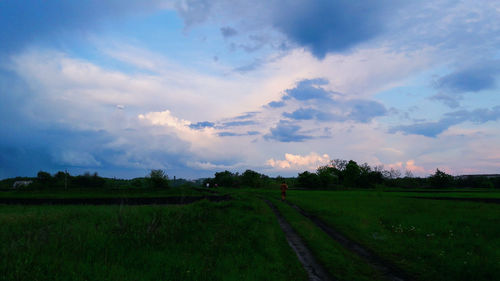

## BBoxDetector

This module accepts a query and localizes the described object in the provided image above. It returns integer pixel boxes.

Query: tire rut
[262,198,334,281]
[286,201,414,281]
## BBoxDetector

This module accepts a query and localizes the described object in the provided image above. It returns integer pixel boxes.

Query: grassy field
[0,187,213,199]
[383,189,500,199]
[264,194,386,281]
[2,187,499,281]
[0,191,307,281]
[273,189,500,281]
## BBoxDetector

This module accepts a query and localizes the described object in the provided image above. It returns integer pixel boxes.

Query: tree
[36,171,52,187]
[54,171,70,188]
[428,169,454,188]
[373,165,384,173]
[404,170,414,178]
[214,170,238,187]
[344,160,361,187]
[316,165,339,188]
[297,171,321,188]
[332,159,348,171]
[72,172,105,188]
[149,169,169,188]
[241,169,263,188]
[383,168,402,179]
[357,163,380,188]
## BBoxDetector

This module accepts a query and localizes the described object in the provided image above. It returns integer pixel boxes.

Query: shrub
[149,170,169,188]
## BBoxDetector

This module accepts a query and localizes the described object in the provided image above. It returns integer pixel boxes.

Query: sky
[1,0,499,179]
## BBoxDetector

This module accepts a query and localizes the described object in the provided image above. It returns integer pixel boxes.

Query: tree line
[1,160,499,189]
[0,169,190,190]
[202,159,500,189]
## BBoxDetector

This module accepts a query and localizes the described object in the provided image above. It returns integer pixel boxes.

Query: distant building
[455,174,500,180]
[12,181,33,189]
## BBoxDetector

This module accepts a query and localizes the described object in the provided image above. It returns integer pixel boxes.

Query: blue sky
[1,0,499,179]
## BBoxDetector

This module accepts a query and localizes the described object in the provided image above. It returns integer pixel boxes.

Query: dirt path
[408,196,500,204]
[285,201,413,281]
[0,195,231,205]
[262,198,333,281]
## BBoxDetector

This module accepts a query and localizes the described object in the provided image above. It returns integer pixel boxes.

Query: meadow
[0,191,307,281]
[0,187,208,199]
[1,187,499,281]
[260,189,500,281]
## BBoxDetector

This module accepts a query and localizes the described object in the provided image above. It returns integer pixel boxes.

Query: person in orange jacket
[280,181,288,201]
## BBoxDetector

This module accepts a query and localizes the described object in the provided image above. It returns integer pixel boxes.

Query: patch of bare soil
[263,198,333,281]
[0,195,231,205]
[286,201,414,281]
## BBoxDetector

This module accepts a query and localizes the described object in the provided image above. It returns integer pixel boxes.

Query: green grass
[264,195,386,281]
[284,189,500,281]
[0,187,213,199]
[389,190,500,199]
[4,187,498,281]
[0,194,307,281]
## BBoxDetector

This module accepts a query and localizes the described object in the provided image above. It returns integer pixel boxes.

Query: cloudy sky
[1,0,499,179]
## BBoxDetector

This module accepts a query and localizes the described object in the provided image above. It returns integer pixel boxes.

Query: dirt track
[286,201,413,281]
[263,198,333,281]
[0,195,231,205]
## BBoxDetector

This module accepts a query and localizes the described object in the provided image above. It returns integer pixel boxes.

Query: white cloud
[266,152,330,171]
[405,160,426,174]
[138,109,218,146]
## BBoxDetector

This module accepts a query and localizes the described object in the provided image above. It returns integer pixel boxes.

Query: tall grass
[264,195,386,281]
[0,187,210,199]
[0,195,307,281]
[285,190,500,281]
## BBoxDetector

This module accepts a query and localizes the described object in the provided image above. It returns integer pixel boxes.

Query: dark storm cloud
[0,125,112,178]
[271,0,395,59]
[0,118,209,179]
[0,70,208,179]
[175,0,401,59]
